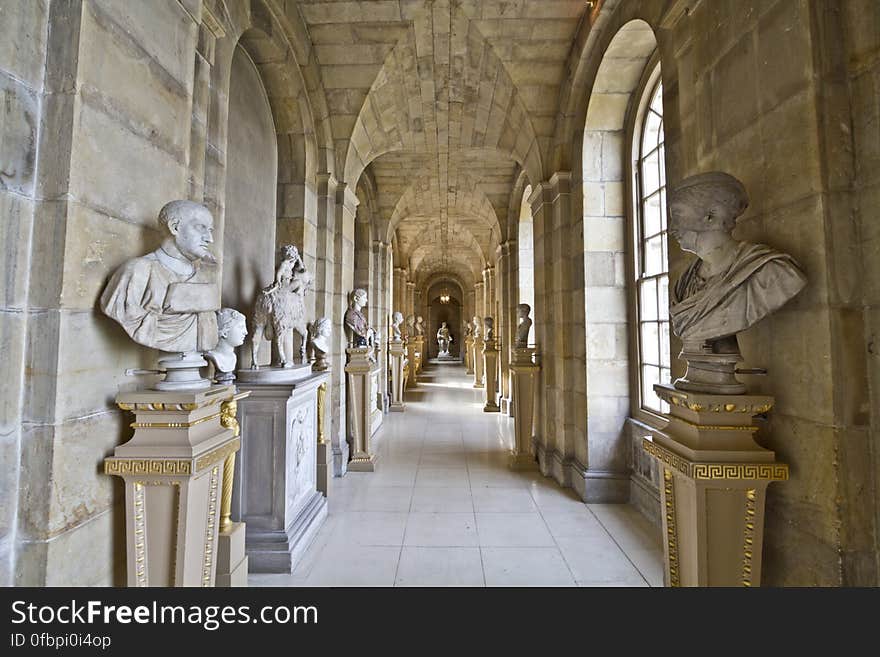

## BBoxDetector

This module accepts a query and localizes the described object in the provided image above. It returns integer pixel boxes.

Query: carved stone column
[472,335,485,388]
[104,384,238,587]
[642,385,788,586]
[389,339,406,412]
[509,347,539,470]
[482,339,500,412]
[345,346,377,471]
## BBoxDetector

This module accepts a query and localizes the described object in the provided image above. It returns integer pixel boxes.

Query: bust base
[236,362,313,384]
[675,349,746,395]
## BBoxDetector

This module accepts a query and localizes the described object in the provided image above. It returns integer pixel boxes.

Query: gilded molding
[118,401,206,412]
[220,399,240,437]
[317,382,327,445]
[742,489,757,587]
[132,483,148,587]
[106,459,192,476]
[195,438,241,472]
[672,416,760,432]
[642,439,789,481]
[663,469,680,587]
[130,411,221,429]
[202,466,220,587]
[665,394,773,414]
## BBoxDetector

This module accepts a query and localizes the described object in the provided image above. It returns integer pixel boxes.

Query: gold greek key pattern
[132,483,147,587]
[131,411,221,429]
[663,469,680,587]
[202,466,220,587]
[106,459,192,476]
[742,489,757,587]
[642,439,788,481]
[195,438,241,472]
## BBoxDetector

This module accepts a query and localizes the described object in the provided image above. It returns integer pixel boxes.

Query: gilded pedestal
[234,372,330,573]
[414,335,425,374]
[105,385,238,587]
[389,339,406,412]
[346,346,377,471]
[509,348,539,470]
[216,392,251,587]
[464,336,474,375]
[642,384,788,586]
[482,341,500,412]
[406,339,418,388]
[472,337,485,388]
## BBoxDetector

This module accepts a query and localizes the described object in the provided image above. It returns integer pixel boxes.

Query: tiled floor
[249,362,664,587]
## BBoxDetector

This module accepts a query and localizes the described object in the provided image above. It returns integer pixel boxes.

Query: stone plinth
[472,336,485,388]
[464,336,474,374]
[483,341,500,412]
[389,340,406,412]
[105,384,238,586]
[370,363,384,437]
[414,335,425,374]
[346,346,377,472]
[234,372,330,573]
[642,384,788,587]
[406,339,418,388]
[509,348,539,470]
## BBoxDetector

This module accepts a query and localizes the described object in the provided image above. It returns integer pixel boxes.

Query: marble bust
[344,288,373,347]
[405,314,416,339]
[391,311,404,341]
[415,316,425,336]
[515,303,532,347]
[100,200,219,353]
[205,308,247,383]
[308,317,332,371]
[667,171,807,393]
[471,315,482,340]
[436,322,451,355]
[483,316,495,342]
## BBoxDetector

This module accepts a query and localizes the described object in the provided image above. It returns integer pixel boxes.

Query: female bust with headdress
[667,171,806,393]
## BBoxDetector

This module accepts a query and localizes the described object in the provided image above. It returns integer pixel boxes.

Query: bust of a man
[308,317,332,371]
[405,314,416,339]
[415,316,425,336]
[344,288,373,347]
[391,311,404,341]
[483,316,495,342]
[668,171,807,392]
[471,315,482,340]
[515,303,532,347]
[100,200,219,353]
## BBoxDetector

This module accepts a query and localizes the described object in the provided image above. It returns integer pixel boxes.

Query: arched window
[633,69,670,415]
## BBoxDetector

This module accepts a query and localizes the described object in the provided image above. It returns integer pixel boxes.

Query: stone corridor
[250,362,662,587]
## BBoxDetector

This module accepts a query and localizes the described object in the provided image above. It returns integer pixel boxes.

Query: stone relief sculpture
[250,245,312,369]
[515,303,532,347]
[101,200,219,354]
[436,322,452,355]
[205,308,247,384]
[667,171,807,394]
[484,316,495,342]
[344,288,375,347]
[308,317,332,372]
[472,315,482,340]
[415,316,425,336]
[391,311,404,341]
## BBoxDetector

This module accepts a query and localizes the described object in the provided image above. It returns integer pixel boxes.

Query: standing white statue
[205,308,247,384]
[391,311,404,341]
[436,322,451,355]
[100,199,220,389]
[250,244,312,369]
[515,303,532,347]
[667,171,807,393]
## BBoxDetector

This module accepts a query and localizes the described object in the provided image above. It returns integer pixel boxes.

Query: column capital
[316,172,339,196]
[528,171,572,210]
[336,181,360,211]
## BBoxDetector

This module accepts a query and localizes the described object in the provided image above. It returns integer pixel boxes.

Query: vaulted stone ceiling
[298,0,588,285]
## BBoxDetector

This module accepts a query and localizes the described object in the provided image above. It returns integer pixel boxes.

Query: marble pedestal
[346,346,377,472]
[389,340,406,412]
[509,348,539,470]
[464,337,474,374]
[482,342,500,412]
[406,340,418,388]
[472,337,485,388]
[234,372,330,573]
[105,384,238,586]
[642,384,788,587]
[414,336,425,375]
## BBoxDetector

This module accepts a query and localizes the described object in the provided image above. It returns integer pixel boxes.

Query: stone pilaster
[497,240,517,414]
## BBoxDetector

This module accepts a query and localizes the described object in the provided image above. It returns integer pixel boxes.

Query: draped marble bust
[100,200,219,354]
[667,171,807,393]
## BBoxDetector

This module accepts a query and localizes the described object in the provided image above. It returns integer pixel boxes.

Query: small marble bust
[344,288,373,347]
[515,303,532,347]
[391,311,404,341]
[416,316,425,336]
[668,171,807,393]
[405,314,416,339]
[100,199,219,354]
[464,322,472,338]
[483,316,495,342]
[205,308,247,383]
[471,315,482,340]
[309,317,332,371]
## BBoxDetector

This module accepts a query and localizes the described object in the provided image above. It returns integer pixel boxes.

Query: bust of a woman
[667,171,807,393]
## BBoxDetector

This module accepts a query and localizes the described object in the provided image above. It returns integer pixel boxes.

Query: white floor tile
[472,487,538,513]
[410,486,474,512]
[555,535,647,586]
[481,547,576,586]
[305,546,401,587]
[395,547,484,586]
[404,512,479,547]
[475,512,555,546]
[415,467,471,487]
